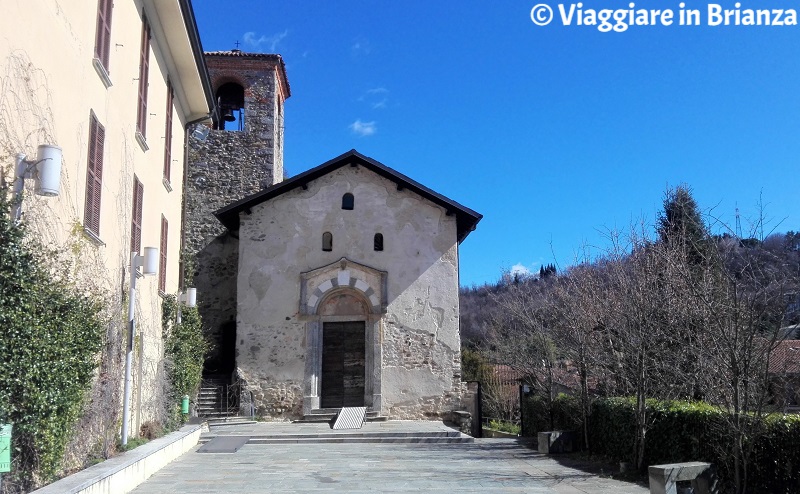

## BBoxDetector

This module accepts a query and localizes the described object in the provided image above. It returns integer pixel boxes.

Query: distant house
[769,340,800,410]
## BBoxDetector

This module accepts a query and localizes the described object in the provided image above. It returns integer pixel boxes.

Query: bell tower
[184,50,290,376]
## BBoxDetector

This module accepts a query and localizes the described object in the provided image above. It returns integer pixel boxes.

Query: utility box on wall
[0,423,12,473]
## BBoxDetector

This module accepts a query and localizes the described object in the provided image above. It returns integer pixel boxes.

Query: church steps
[198,430,473,445]
[297,408,388,423]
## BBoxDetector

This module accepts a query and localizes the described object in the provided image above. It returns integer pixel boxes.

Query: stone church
[186,51,481,421]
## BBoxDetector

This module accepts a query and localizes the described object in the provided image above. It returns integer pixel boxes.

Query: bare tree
[684,236,798,493]
[549,261,612,450]
[488,277,559,428]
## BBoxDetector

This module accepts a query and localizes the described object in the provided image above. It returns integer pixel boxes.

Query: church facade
[186,52,481,421]
[215,151,481,419]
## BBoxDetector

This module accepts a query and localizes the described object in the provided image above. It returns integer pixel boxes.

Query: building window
[163,81,174,183]
[322,232,333,251]
[136,16,151,140]
[130,176,143,253]
[94,0,113,73]
[159,215,168,293]
[84,112,105,236]
[342,193,354,210]
[374,233,384,251]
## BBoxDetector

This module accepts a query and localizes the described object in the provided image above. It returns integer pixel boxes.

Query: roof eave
[143,0,215,123]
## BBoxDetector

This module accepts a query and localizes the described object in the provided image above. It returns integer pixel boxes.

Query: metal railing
[198,378,242,417]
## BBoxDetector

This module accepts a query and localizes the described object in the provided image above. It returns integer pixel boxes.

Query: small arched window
[322,232,333,251]
[342,193,354,210]
[374,233,384,251]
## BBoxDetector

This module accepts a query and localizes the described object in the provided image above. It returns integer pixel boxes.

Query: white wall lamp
[191,124,210,141]
[11,145,63,222]
[122,247,159,447]
[176,287,197,324]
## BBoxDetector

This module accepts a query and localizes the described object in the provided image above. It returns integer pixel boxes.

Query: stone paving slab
[197,436,250,453]
[130,422,648,493]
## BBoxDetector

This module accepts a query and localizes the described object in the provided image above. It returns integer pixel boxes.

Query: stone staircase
[198,423,474,445]
[298,407,387,423]
[196,376,239,419]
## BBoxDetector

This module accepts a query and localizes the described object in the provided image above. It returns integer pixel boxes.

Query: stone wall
[184,52,288,370]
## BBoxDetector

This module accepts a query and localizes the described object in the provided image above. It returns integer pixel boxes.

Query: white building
[0,0,214,439]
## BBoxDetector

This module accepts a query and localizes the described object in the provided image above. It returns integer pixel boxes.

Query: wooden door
[321,321,365,408]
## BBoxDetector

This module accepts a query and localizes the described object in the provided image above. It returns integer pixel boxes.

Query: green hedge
[521,393,584,442]
[588,398,800,493]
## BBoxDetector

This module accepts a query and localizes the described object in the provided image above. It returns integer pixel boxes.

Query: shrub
[139,421,163,440]
[488,419,520,435]
[521,392,584,442]
[588,398,800,493]
[161,294,208,427]
[0,189,103,488]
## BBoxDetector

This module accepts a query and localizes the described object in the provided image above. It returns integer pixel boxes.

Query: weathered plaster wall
[237,164,463,419]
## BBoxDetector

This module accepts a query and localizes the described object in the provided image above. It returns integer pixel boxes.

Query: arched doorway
[318,290,368,408]
[300,258,386,415]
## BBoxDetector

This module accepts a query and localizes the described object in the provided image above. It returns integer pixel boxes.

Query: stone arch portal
[300,258,386,415]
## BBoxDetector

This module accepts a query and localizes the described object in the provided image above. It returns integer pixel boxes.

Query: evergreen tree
[657,184,710,265]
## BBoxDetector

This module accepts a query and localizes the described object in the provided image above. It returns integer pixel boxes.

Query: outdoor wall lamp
[122,247,159,446]
[176,287,197,324]
[10,145,62,222]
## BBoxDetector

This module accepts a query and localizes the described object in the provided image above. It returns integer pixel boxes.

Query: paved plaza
[130,421,649,493]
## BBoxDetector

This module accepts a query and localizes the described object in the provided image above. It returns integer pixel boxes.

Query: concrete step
[196,437,474,445]
[198,409,234,415]
[297,415,389,423]
[198,431,473,445]
[207,417,258,427]
[197,399,219,404]
[298,408,387,423]
[246,436,473,444]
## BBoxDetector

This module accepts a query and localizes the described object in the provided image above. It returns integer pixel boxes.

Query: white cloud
[243,30,288,52]
[358,87,389,109]
[510,263,531,277]
[349,119,377,137]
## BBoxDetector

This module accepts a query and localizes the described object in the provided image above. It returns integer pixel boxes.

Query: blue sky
[192,0,799,287]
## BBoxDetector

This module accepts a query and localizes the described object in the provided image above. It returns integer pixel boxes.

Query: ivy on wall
[161,292,208,426]
[0,188,103,489]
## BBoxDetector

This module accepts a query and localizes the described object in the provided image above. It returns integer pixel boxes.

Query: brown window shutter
[163,82,173,181]
[84,113,104,236]
[159,216,168,292]
[130,177,143,253]
[136,18,151,137]
[94,0,113,70]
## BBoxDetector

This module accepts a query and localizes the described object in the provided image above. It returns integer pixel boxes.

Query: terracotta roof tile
[770,340,800,374]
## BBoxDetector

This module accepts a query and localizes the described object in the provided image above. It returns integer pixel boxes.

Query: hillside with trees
[461,185,800,493]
